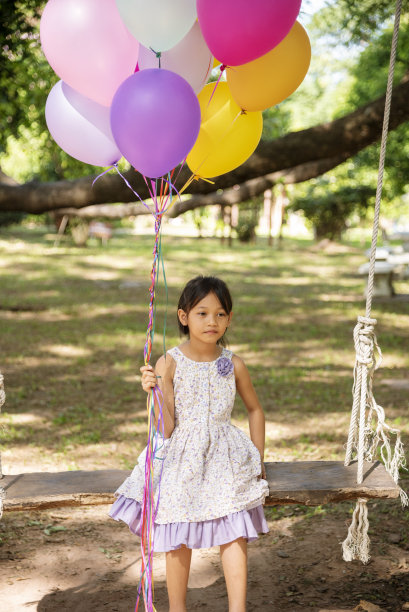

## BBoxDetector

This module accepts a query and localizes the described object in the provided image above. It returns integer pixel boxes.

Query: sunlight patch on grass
[42,344,92,358]
[1,412,45,425]
[1,230,407,471]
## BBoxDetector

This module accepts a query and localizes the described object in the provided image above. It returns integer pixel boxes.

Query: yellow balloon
[226,21,311,112]
[186,82,262,178]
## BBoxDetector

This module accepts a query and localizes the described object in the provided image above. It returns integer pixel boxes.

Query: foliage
[235,201,261,242]
[290,15,409,236]
[339,20,409,201]
[0,1,49,146]
[0,1,102,181]
[188,206,211,238]
[291,182,375,240]
[262,105,291,140]
[0,211,26,227]
[309,0,407,46]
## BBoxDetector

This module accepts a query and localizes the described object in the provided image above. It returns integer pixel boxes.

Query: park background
[0,1,408,610]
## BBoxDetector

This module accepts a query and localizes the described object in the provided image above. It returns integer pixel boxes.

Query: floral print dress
[109,346,269,551]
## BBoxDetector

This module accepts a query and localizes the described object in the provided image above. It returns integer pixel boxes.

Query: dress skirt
[109,494,269,552]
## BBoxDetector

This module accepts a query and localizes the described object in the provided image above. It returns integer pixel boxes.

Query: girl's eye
[218,313,226,317]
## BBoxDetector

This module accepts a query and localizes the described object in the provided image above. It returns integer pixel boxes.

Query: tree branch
[1,73,408,214]
[56,155,349,219]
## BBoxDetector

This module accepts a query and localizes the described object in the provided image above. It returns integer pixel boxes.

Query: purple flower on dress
[217,357,234,376]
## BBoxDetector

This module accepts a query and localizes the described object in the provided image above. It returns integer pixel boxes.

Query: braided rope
[0,372,6,519]
[342,0,406,563]
[365,0,402,317]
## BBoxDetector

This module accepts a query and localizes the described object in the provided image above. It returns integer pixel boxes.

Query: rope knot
[354,316,378,366]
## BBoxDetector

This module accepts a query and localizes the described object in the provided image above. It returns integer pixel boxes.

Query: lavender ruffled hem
[109,495,269,552]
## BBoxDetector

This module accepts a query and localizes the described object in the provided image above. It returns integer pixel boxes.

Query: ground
[0,228,408,610]
[1,495,408,611]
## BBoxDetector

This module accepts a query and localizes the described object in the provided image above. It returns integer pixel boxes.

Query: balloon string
[133,178,171,612]
[149,47,162,69]
[207,63,226,108]
[91,163,118,186]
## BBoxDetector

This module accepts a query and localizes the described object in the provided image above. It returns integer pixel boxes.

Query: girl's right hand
[140,365,158,393]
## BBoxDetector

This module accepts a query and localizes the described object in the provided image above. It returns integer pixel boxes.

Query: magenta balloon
[110,69,201,178]
[45,81,121,166]
[40,0,139,106]
[197,0,302,66]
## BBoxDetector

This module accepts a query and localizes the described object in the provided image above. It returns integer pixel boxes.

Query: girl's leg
[220,537,247,612]
[166,545,192,612]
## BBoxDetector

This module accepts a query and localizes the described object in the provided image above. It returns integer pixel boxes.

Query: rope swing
[342,0,408,564]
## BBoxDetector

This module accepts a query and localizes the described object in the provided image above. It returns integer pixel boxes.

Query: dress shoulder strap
[222,348,234,360]
[166,346,182,362]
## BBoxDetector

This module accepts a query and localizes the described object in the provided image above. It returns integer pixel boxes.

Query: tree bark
[1,72,408,214]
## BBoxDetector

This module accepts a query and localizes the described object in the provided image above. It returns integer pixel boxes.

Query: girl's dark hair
[177,276,233,345]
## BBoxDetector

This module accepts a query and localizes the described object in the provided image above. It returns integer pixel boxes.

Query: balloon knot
[240,109,247,115]
[149,47,162,67]
[220,64,226,72]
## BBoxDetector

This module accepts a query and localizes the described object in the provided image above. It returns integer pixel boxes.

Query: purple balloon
[46,81,121,166]
[110,69,201,178]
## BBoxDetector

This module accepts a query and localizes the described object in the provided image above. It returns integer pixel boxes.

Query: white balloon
[115,0,197,52]
[138,22,212,94]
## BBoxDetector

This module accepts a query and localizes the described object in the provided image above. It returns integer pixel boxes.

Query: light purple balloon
[110,69,201,178]
[45,81,121,166]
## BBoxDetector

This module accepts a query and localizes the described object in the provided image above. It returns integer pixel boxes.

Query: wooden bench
[1,461,400,512]
[358,261,396,297]
[88,221,112,245]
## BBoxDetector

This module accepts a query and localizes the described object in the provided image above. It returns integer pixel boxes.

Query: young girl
[109,275,269,611]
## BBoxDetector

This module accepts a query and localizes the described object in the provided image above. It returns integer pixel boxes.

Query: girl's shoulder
[231,353,247,374]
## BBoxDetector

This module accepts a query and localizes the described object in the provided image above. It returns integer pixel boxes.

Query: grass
[0,226,408,473]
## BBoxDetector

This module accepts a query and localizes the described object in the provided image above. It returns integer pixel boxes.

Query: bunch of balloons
[41,0,311,180]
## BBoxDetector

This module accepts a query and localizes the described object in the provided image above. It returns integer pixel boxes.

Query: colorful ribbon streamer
[136,176,172,612]
[93,167,174,611]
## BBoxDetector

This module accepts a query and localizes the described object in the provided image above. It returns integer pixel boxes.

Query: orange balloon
[226,21,311,111]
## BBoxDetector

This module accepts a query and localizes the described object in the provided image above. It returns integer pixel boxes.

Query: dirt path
[1,499,408,611]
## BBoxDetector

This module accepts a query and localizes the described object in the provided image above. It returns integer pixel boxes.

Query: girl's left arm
[232,355,267,479]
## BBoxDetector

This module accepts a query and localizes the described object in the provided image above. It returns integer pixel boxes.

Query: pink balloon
[110,69,201,178]
[40,0,139,106]
[197,0,302,66]
[138,22,213,94]
[45,81,121,166]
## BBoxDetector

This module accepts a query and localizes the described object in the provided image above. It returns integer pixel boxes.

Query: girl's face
[178,292,232,344]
